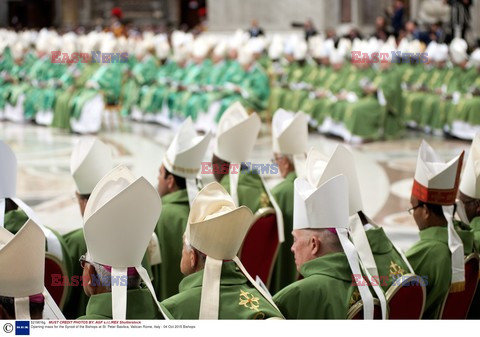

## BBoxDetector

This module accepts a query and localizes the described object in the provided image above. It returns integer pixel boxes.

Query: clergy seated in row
[306,144,414,293]
[78,165,165,320]
[269,109,308,294]
[0,220,63,320]
[63,137,113,319]
[406,140,466,319]
[160,182,284,320]
[273,175,376,319]
[153,117,211,301]
[79,254,162,320]
[212,102,272,213]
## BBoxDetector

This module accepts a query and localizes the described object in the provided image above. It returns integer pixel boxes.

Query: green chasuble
[160,261,284,319]
[273,252,357,319]
[269,172,297,294]
[62,228,89,319]
[220,170,271,214]
[62,228,154,319]
[365,227,411,291]
[406,226,452,319]
[470,217,480,252]
[77,288,164,319]
[152,189,190,301]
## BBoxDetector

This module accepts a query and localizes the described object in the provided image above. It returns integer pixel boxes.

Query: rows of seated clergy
[1,28,479,141]
[0,102,479,319]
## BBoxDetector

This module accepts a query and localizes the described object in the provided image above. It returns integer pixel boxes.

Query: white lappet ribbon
[444,205,465,290]
[337,228,374,319]
[229,165,240,207]
[349,215,387,320]
[109,265,169,320]
[259,175,284,243]
[197,255,283,320]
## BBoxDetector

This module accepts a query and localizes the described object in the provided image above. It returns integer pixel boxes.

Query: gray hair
[301,228,343,253]
[85,252,141,291]
[183,236,207,264]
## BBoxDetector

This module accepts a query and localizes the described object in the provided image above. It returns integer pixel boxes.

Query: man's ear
[84,264,97,295]
[189,250,198,271]
[166,174,176,191]
[310,235,321,256]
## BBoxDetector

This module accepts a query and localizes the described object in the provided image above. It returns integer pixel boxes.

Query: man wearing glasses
[406,140,466,319]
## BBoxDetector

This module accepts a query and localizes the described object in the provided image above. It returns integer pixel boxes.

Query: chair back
[239,207,279,287]
[44,252,69,309]
[347,298,383,319]
[440,253,480,319]
[386,273,426,319]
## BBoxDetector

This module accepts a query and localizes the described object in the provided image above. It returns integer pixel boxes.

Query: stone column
[0,0,7,26]
[166,0,180,27]
[410,0,421,21]
[79,0,92,26]
[62,0,79,27]
[471,0,480,41]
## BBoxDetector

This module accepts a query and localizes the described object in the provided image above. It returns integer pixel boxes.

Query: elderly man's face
[274,153,293,179]
[291,229,315,272]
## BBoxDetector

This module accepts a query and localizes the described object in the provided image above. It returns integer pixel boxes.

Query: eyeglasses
[408,203,424,215]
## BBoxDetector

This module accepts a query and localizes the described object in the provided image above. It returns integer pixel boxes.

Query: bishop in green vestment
[161,261,284,319]
[160,182,284,320]
[406,141,466,319]
[273,224,365,319]
[269,171,297,294]
[78,288,164,320]
[152,165,190,301]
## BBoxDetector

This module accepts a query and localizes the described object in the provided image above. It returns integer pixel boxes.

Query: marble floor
[0,120,471,252]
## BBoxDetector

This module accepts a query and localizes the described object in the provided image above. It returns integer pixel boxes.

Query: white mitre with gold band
[0,140,63,263]
[293,173,374,319]
[412,140,465,291]
[0,219,64,319]
[163,117,212,206]
[272,109,308,178]
[185,182,283,319]
[83,165,167,320]
[70,137,113,195]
